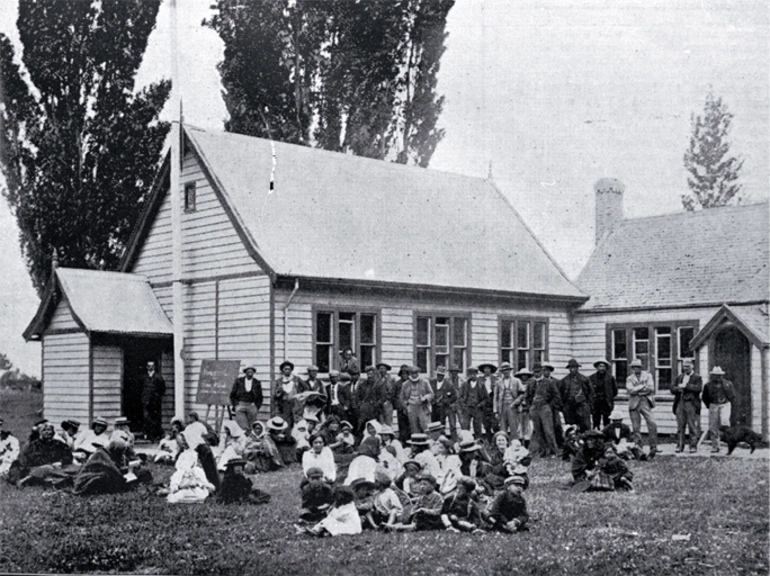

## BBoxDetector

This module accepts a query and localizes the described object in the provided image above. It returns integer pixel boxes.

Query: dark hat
[466,367,478,376]
[365,365,377,372]
[583,430,605,440]
[34,418,49,427]
[415,472,438,487]
[458,476,477,491]
[407,433,430,446]
[427,422,444,433]
[402,459,423,470]
[350,478,377,491]
[407,365,421,373]
[477,363,497,373]
[448,363,461,372]
[339,372,351,382]
[566,359,581,368]
[532,363,544,372]
[65,419,82,428]
[376,362,392,371]
[279,360,294,371]
[542,363,555,372]
[398,364,410,374]
[306,466,325,478]
[435,365,447,376]
[593,359,610,369]
[225,458,248,469]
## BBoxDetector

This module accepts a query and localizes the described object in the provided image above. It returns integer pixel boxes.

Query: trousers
[629,398,657,449]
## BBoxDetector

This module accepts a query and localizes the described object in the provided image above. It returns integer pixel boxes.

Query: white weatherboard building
[24,128,770,440]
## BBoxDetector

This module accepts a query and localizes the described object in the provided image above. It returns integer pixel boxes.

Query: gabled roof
[124,126,585,301]
[24,268,173,341]
[576,202,769,311]
[690,304,770,350]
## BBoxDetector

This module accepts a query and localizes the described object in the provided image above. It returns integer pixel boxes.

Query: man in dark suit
[230,364,263,432]
[588,359,618,429]
[141,361,166,441]
[430,366,459,441]
[559,359,593,433]
[671,358,703,453]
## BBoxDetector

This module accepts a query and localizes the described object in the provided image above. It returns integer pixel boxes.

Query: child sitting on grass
[370,470,403,531]
[401,473,444,531]
[219,458,271,505]
[298,467,334,522]
[483,475,529,533]
[337,421,357,452]
[300,485,362,537]
[441,476,484,533]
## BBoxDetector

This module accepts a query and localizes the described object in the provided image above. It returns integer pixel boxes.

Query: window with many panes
[500,317,548,371]
[607,321,698,393]
[314,309,379,373]
[415,315,469,375]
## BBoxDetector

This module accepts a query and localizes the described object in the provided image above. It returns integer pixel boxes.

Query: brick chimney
[594,178,625,244]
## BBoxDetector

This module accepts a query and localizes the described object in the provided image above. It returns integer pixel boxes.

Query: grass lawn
[1,391,768,575]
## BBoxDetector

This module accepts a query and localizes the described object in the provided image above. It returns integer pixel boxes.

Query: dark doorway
[713,326,752,427]
[123,338,167,435]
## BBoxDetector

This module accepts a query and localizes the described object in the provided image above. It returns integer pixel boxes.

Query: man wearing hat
[526,364,561,457]
[393,365,412,443]
[430,366,459,441]
[494,362,525,441]
[626,358,658,458]
[559,359,593,433]
[376,363,396,427]
[458,367,488,439]
[399,366,434,435]
[55,419,81,450]
[141,360,166,442]
[702,366,735,453]
[230,364,263,432]
[589,360,618,430]
[304,365,326,395]
[272,361,304,429]
[671,359,703,453]
[477,363,499,442]
[356,366,387,434]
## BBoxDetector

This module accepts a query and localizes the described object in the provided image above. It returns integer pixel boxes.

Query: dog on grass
[719,425,764,455]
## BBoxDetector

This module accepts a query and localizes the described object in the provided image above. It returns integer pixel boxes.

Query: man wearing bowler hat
[458,367,487,439]
[430,365,459,441]
[478,363,499,442]
[589,359,618,429]
[559,359,593,433]
[376,363,396,427]
[671,358,703,453]
[526,364,561,457]
[231,364,263,431]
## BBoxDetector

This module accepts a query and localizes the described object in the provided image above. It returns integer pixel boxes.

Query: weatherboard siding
[273,286,575,379]
[42,332,90,425]
[48,298,80,331]
[91,344,123,423]
[132,191,173,284]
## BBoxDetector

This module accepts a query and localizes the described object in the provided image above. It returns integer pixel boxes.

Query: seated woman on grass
[344,436,383,486]
[177,427,220,494]
[219,458,270,505]
[8,422,75,487]
[319,416,343,450]
[73,434,150,496]
[242,419,284,473]
[483,475,529,533]
[407,434,442,483]
[267,416,298,466]
[299,485,362,537]
[302,433,336,483]
[217,421,248,472]
[72,417,111,460]
[154,428,180,464]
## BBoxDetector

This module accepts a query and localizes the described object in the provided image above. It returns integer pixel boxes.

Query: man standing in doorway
[702,366,735,454]
[626,358,658,459]
[671,359,703,453]
[142,360,166,442]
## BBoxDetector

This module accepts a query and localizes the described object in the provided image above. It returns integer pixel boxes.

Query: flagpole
[169,0,186,420]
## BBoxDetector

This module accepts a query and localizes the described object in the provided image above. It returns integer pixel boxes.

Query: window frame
[312,306,381,374]
[499,316,550,371]
[413,313,472,376]
[606,320,699,396]
[184,181,197,212]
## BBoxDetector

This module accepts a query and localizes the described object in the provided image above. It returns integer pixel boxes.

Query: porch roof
[24,268,173,340]
[690,304,770,351]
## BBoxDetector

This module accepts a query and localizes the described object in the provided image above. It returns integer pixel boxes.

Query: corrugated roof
[184,127,585,300]
[25,268,173,340]
[576,202,769,310]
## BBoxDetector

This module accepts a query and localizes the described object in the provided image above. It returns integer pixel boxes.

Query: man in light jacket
[626,358,658,459]
[399,365,434,434]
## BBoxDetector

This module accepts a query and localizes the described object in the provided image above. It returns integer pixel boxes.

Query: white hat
[710,366,725,376]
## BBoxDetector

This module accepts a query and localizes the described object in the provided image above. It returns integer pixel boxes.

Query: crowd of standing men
[226,348,735,458]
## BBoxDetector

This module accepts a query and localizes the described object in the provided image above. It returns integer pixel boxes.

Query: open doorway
[713,326,752,427]
[123,338,169,436]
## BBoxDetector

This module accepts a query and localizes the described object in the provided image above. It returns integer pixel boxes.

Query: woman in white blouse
[302,433,336,483]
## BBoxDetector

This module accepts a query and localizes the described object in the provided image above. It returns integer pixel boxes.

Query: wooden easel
[205,404,233,433]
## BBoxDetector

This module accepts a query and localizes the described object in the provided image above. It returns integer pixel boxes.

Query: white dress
[317,502,362,536]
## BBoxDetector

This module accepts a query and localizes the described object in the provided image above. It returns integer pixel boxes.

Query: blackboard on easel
[195,359,241,431]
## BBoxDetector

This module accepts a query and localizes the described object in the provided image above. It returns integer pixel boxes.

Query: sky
[0,0,767,377]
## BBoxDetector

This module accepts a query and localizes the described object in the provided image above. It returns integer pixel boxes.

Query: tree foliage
[681,92,744,211]
[0,353,12,371]
[0,0,170,295]
[205,0,454,167]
